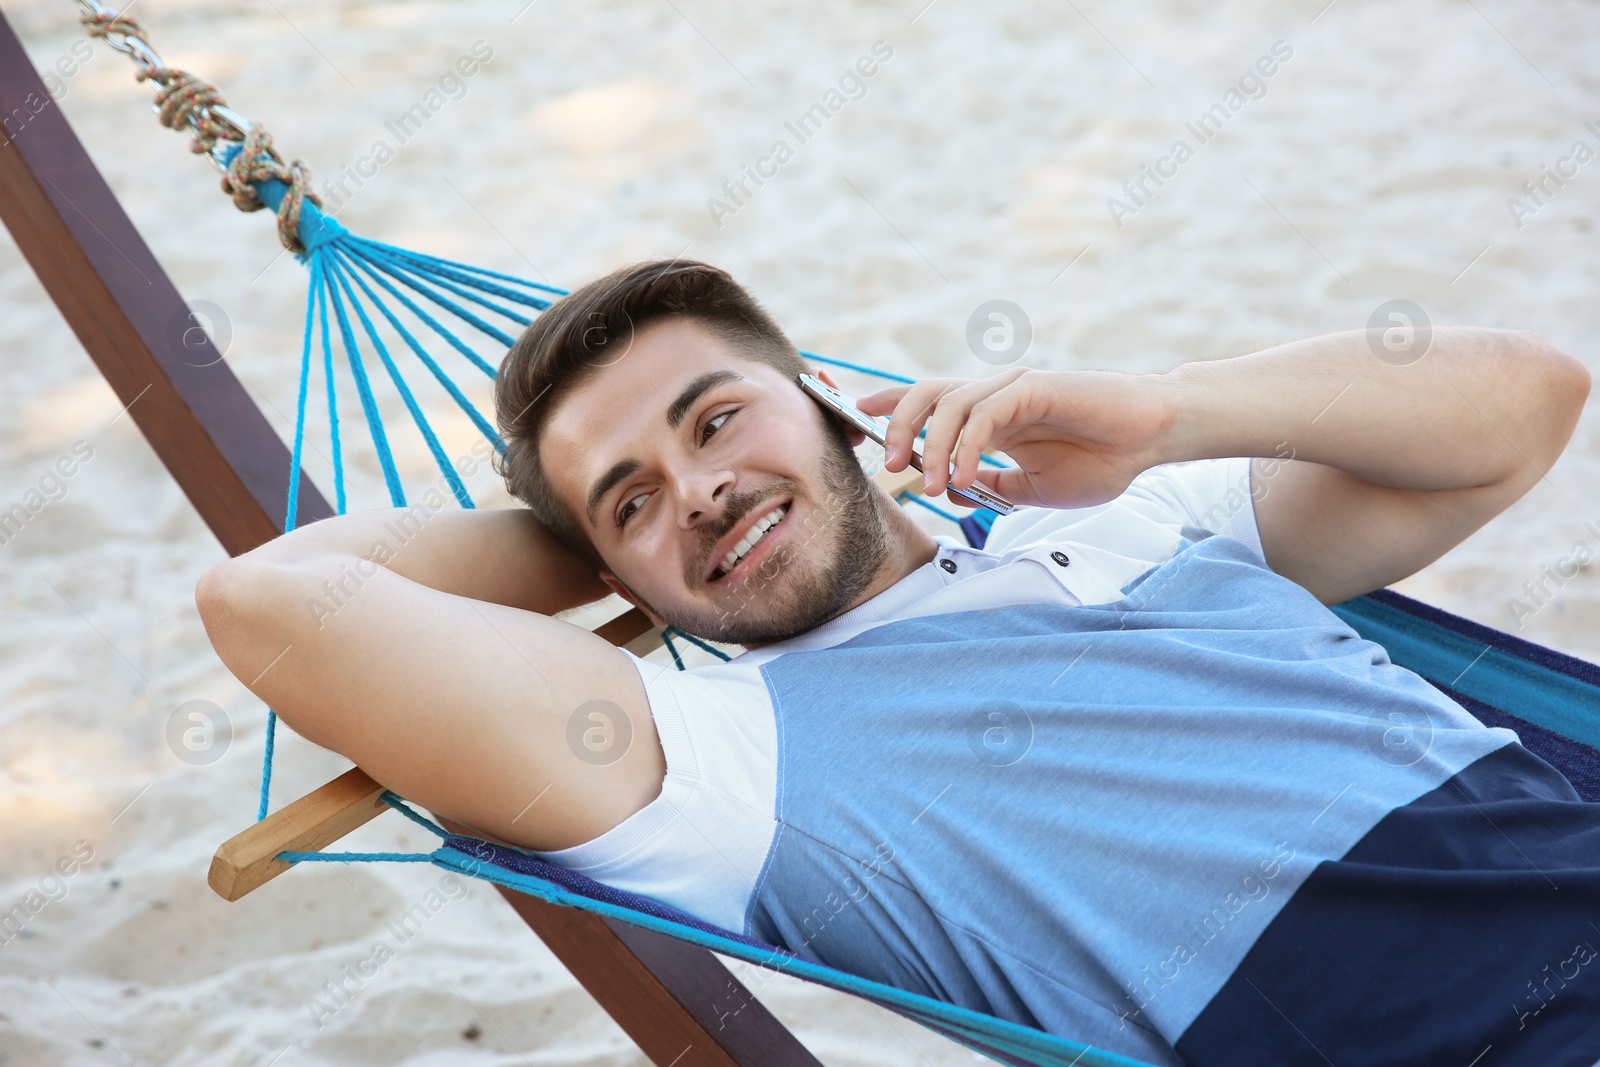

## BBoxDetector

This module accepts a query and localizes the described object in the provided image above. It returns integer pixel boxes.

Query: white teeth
[716,504,788,577]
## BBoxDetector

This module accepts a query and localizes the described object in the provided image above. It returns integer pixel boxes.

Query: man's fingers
[854,385,908,416]
[952,388,1027,490]
[950,414,992,491]
[973,465,1036,509]
[922,374,1022,495]
[884,381,951,472]
[873,370,1025,480]
[919,388,976,495]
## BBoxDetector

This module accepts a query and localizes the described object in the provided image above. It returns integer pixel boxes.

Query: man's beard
[614,424,895,647]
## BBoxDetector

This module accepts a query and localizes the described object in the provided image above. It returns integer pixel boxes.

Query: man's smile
[705,498,794,584]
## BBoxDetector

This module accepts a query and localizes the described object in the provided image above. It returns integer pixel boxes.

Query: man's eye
[617,491,649,529]
[701,410,733,443]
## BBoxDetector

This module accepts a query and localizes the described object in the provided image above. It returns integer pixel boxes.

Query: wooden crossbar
[208,767,389,900]
[0,17,828,1063]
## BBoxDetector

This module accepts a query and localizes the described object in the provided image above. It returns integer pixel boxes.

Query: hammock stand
[6,10,1600,1066]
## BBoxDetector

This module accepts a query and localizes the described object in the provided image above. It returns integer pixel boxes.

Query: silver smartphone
[797,372,1015,515]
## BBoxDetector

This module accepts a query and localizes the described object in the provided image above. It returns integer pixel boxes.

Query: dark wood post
[0,14,819,1065]
[0,15,330,552]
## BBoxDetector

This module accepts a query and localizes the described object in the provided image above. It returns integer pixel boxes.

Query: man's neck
[818,494,940,622]
[877,499,941,593]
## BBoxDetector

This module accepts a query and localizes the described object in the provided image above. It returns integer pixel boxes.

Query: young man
[197,260,1600,1066]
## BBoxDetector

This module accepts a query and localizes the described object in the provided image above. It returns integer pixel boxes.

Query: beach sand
[2,0,1598,1063]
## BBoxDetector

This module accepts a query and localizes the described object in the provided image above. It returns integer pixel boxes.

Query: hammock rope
[279,792,451,864]
[78,1,324,254]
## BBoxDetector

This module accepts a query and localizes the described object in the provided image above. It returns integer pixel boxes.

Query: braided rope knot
[81,7,323,256]
[223,127,325,255]
[141,68,231,154]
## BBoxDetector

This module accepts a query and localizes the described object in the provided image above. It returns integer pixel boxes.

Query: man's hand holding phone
[855,367,1174,513]
[799,373,1016,513]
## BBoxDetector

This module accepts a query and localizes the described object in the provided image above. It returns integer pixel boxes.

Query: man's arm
[864,324,1588,607]
[194,507,663,851]
[1157,326,1590,604]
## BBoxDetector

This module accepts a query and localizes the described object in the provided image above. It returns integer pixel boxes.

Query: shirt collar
[735,533,999,664]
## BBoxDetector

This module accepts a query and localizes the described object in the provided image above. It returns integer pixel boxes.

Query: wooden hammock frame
[0,15,957,1064]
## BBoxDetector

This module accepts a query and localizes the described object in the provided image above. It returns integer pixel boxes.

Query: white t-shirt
[530,457,1264,932]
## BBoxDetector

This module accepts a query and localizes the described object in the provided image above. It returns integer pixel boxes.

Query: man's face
[541,317,896,647]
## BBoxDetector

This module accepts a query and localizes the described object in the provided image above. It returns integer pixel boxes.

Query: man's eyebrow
[585,458,640,531]
[666,369,745,430]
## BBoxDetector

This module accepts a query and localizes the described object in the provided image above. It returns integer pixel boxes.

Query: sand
[2,0,1598,1063]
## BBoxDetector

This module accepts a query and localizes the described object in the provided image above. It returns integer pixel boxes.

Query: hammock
[23,7,1600,1066]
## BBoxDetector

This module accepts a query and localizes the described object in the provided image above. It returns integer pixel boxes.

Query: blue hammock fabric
[224,163,1600,1067]
[430,830,1153,1067]
[1329,589,1600,800]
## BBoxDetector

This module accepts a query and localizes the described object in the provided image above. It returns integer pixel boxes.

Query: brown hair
[493,259,811,569]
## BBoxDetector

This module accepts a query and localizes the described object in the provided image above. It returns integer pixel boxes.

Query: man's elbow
[1549,339,1591,419]
[1482,330,1588,458]
[194,557,304,682]
[195,558,257,632]
[1507,329,1590,418]
[195,560,256,673]
[195,559,232,623]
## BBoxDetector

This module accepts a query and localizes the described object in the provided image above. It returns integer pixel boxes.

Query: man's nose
[673,458,736,527]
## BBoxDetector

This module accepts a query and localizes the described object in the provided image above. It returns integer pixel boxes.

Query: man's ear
[811,368,868,449]
[599,568,667,628]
